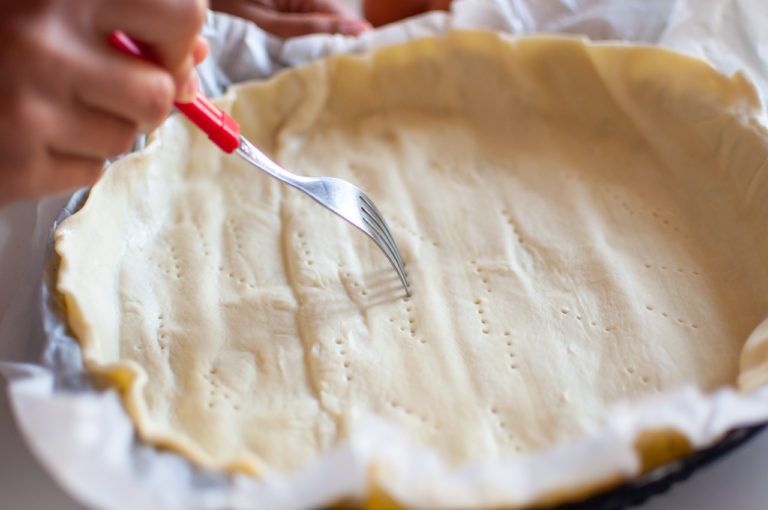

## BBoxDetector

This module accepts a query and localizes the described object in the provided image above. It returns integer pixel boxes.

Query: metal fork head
[236,139,410,296]
[307,176,411,297]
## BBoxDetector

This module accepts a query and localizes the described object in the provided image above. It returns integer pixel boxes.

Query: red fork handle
[108,31,240,154]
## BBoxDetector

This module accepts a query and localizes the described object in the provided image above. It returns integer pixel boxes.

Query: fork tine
[360,209,401,273]
[359,207,410,296]
[361,219,411,297]
[358,193,406,269]
[358,197,407,280]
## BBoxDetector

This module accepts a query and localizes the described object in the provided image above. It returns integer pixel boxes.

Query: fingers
[0,0,209,206]
[93,0,207,56]
[0,154,104,207]
[0,92,134,206]
[212,0,370,37]
[47,101,137,161]
[75,49,176,134]
[39,153,106,196]
[93,0,207,99]
[0,110,107,206]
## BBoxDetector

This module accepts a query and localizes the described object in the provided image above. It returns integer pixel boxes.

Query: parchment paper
[2,1,768,509]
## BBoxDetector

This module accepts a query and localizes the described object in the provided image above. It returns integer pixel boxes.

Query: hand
[363,0,451,27]
[210,0,371,38]
[0,0,208,207]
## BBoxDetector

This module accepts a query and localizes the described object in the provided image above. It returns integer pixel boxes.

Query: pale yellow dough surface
[55,31,768,477]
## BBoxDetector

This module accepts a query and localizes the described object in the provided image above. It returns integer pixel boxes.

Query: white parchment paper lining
[2,0,768,509]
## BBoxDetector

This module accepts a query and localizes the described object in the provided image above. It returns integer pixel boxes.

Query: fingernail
[180,71,199,103]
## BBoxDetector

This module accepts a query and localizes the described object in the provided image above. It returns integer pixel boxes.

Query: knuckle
[36,22,78,74]
[171,0,207,33]
[140,73,175,129]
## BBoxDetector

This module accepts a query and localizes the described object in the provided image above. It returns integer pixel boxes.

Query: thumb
[192,35,210,65]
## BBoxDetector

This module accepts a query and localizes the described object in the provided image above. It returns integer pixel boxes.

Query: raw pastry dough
[55,30,768,491]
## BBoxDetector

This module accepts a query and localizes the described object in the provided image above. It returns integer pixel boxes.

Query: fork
[109,31,410,296]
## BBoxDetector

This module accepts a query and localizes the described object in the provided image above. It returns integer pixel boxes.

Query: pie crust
[55,30,768,507]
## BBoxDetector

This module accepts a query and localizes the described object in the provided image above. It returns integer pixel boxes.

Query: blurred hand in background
[363,0,451,27]
[210,0,371,37]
